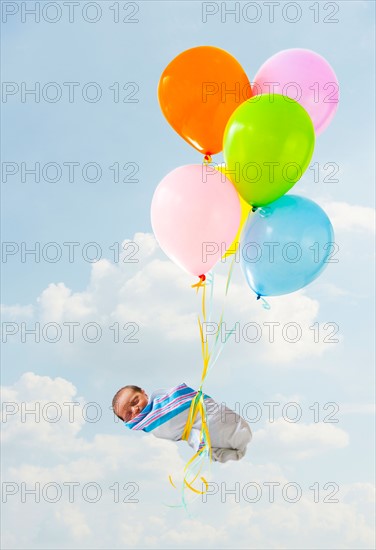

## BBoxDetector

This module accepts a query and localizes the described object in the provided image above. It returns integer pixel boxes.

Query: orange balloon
[158,46,252,156]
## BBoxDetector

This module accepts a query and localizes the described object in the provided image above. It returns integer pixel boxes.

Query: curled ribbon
[168,258,236,509]
[256,294,271,310]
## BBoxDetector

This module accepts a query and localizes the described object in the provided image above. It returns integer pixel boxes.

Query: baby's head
[112,385,149,422]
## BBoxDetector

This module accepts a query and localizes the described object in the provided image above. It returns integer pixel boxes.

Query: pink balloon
[253,48,339,136]
[151,165,241,276]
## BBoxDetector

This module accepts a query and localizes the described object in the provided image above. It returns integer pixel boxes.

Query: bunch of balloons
[151,46,339,299]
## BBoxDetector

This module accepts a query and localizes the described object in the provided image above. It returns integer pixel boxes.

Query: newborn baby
[112,383,252,463]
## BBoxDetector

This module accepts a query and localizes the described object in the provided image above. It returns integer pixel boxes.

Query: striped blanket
[124,383,207,432]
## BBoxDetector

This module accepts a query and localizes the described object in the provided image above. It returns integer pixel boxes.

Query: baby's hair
[112,385,143,420]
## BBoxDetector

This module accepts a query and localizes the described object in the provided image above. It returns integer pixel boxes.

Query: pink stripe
[129,384,188,426]
[137,391,196,429]
[153,384,187,405]
[137,392,196,429]
[141,389,195,425]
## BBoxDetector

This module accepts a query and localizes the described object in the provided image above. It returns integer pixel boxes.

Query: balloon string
[168,259,235,508]
[205,255,236,375]
[256,295,271,310]
[206,271,215,324]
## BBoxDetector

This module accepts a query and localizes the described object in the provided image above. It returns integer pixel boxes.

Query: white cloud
[1,372,86,451]
[321,201,375,234]
[1,232,343,366]
[0,303,34,319]
[310,281,350,298]
[36,282,96,323]
[254,417,349,460]
[339,403,376,415]
[1,372,373,550]
[54,505,91,539]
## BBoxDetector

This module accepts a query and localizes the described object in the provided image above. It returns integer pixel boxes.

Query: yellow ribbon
[169,261,235,503]
[191,274,206,291]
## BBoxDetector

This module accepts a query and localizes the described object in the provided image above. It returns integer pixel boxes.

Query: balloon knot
[256,294,261,300]
[203,154,212,164]
[252,207,258,212]
[191,274,206,290]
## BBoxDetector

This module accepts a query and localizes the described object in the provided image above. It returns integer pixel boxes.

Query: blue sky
[1,1,375,548]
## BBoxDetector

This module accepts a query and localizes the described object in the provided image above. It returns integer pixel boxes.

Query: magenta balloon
[253,48,339,136]
[150,165,241,276]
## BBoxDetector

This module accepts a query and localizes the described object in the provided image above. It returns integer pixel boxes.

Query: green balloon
[223,94,315,207]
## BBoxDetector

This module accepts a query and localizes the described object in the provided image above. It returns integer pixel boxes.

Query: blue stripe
[124,383,210,433]
[142,399,193,432]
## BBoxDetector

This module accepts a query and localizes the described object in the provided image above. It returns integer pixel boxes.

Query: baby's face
[115,388,149,422]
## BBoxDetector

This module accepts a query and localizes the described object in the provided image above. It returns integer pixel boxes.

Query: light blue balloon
[240,195,335,297]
